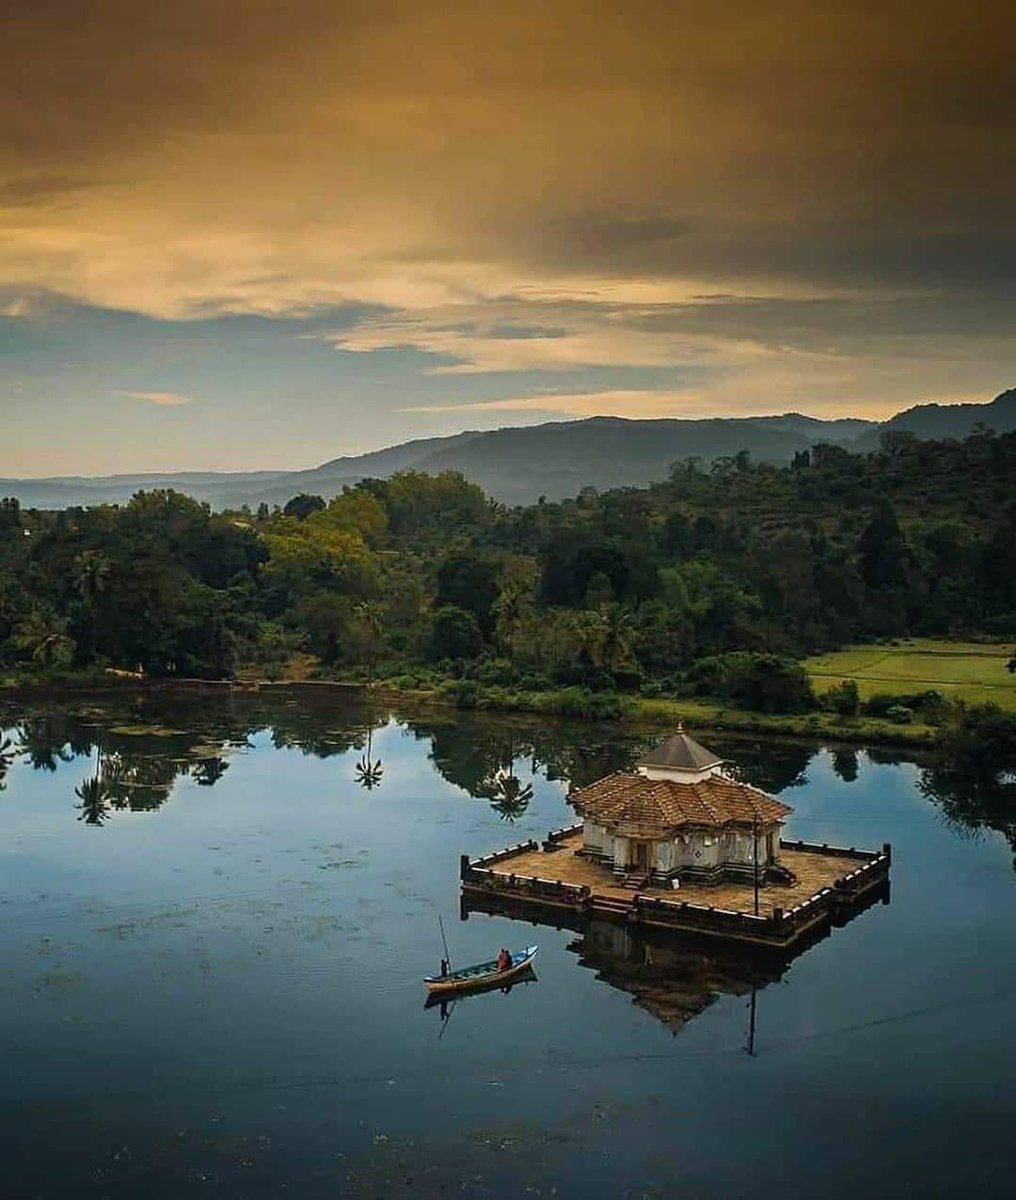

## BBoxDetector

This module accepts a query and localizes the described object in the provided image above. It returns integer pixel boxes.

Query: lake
[1,688,1013,1198]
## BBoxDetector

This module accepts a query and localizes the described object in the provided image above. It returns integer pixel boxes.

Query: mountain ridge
[3,390,1012,510]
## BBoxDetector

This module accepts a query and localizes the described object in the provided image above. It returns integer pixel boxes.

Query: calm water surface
[1,690,1013,1198]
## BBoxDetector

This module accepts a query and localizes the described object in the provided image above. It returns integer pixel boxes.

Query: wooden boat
[424,945,539,995]
[423,964,538,1010]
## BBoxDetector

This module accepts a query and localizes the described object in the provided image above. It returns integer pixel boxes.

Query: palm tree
[74,550,112,607]
[570,609,607,668]
[14,610,75,670]
[354,601,385,686]
[600,604,636,673]
[492,580,530,657]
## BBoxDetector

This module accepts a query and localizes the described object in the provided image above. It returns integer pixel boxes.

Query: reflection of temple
[571,919,781,1035]
[463,878,890,1038]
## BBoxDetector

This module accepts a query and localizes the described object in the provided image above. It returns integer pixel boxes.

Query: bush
[938,702,1016,761]
[534,687,629,720]
[471,657,517,686]
[438,678,483,708]
[864,690,943,718]
[612,665,644,692]
[885,704,914,724]
[825,678,860,717]
[685,652,816,714]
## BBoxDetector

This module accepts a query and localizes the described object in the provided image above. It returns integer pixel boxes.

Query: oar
[438,913,453,974]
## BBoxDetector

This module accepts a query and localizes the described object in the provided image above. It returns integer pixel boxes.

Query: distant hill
[850,388,1016,452]
[399,414,872,505]
[1,389,1012,510]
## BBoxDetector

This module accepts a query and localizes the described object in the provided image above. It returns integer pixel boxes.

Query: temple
[570,725,792,887]
[459,725,892,948]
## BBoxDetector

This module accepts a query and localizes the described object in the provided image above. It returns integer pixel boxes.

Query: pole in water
[438,913,453,973]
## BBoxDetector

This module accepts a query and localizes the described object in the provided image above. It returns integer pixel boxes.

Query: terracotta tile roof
[569,771,792,836]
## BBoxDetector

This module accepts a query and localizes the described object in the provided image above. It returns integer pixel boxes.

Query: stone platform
[460,829,891,948]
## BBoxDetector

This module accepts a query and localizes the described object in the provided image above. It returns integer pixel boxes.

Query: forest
[1,430,1014,727]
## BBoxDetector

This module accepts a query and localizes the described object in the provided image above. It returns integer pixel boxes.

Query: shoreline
[0,671,942,750]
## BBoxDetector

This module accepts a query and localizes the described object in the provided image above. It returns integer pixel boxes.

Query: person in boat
[497,948,512,972]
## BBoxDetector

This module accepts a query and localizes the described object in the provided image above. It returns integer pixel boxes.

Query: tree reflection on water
[354,725,384,789]
[0,690,1012,870]
[0,734,15,791]
[919,742,1016,870]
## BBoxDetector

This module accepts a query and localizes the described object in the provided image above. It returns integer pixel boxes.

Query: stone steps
[620,873,650,890]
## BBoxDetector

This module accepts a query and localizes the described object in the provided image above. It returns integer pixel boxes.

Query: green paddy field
[805,640,1015,710]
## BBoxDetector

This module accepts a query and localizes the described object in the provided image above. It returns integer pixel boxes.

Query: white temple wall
[583,820,606,854]
[585,820,784,873]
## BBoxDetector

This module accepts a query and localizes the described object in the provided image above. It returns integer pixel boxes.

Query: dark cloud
[1,0,1013,433]
[628,293,1016,352]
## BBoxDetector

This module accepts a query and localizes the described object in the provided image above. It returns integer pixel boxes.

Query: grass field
[805,640,1016,710]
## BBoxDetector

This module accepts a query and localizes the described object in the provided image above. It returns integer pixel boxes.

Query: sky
[1,0,1013,476]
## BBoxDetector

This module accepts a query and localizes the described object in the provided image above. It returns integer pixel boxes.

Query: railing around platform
[461,839,891,946]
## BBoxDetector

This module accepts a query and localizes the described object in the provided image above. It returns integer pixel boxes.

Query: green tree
[283,494,326,520]
[429,606,483,662]
[354,600,385,683]
[435,550,501,637]
[858,502,909,590]
[14,609,75,669]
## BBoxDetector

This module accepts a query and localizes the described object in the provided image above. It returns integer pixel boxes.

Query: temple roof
[636,725,724,772]
[569,771,791,836]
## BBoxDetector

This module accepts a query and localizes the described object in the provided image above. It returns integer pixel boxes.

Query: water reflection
[572,920,782,1038]
[0,690,1013,871]
[354,726,384,789]
[1,690,1014,1199]
[464,881,889,1040]
[14,713,84,771]
[74,753,111,826]
[0,733,15,790]
[831,747,859,783]
[920,755,1016,869]
[705,735,814,793]
[420,716,634,799]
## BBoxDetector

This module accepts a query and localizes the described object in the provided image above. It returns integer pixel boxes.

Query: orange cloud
[1,2,1012,420]
[123,391,193,407]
